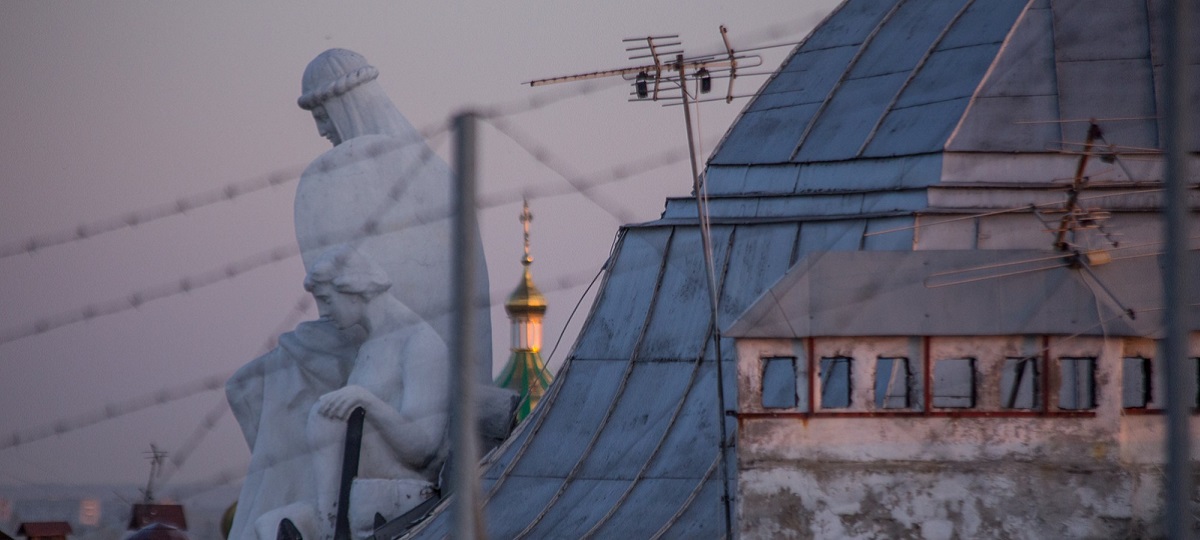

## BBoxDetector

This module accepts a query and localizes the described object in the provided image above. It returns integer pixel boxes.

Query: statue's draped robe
[225,321,358,540]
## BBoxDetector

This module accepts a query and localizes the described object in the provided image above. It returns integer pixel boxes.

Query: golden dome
[506,260,547,314]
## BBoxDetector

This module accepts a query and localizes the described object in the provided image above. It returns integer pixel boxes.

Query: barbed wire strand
[155,295,315,490]
[0,73,631,262]
[0,136,697,450]
[0,166,302,260]
[0,125,695,348]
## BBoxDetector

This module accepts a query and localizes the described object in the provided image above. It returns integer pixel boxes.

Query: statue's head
[298,49,380,146]
[304,244,392,329]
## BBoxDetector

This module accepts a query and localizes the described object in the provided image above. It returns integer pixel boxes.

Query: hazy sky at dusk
[0,1,838,497]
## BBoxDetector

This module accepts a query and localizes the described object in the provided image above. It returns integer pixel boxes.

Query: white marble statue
[304,245,450,539]
[293,48,492,374]
[226,48,502,540]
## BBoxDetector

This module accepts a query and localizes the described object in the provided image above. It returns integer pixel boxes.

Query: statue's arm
[315,333,450,469]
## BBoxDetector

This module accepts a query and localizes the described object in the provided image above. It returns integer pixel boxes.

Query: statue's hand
[317,385,373,420]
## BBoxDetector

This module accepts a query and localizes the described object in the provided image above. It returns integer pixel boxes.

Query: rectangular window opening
[1059,357,1097,410]
[820,356,852,409]
[761,356,798,410]
[1122,356,1151,409]
[1000,357,1039,410]
[933,358,975,408]
[875,357,911,409]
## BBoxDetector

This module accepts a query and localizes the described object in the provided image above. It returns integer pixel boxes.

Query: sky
[0,1,840,499]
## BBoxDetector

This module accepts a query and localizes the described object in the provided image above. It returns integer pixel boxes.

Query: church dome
[505,260,547,315]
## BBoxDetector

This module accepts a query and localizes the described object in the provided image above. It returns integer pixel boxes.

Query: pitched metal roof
[727,249,1200,339]
[402,0,1197,537]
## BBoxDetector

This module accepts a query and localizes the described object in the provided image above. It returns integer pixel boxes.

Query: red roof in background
[16,521,72,537]
[128,504,187,531]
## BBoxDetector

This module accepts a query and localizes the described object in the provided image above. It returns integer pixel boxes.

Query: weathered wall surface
[735,335,1200,539]
[739,462,1181,539]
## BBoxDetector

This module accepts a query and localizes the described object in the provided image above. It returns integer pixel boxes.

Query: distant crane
[140,444,167,503]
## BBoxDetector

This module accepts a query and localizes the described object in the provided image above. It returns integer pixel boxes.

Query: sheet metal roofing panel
[1055,59,1159,151]
[576,361,700,479]
[945,5,1058,152]
[1051,0,1150,62]
[938,0,1029,50]
[637,227,732,360]
[862,98,973,157]
[1051,0,1156,148]
[709,0,893,165]
[710,104,821,164]
[503,359,627,478]
[726,250,1200,339]
[796,155,943,191]
[891,46,1000,109]
[792,72,911,162]
[795,219,868,258]
[849,0,968,79]
[655,474,726,539]
[747,46,860,112]
[641,361,724,478]
[739,165,803,195]
[862,216,915,250]
[704,155,942,199]
[571,228,669,359]
[717,224,801,330]
[803,0,895,50]
[586,477,720,538]
[518,479,632,538]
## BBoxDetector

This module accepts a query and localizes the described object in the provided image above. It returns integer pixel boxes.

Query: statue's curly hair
[297,64,379,111]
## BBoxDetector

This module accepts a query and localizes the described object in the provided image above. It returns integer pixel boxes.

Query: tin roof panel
[637,227,732,360]
[578,361,700,479]
[571,228,669,359]
[849,0,968,79]
[508,359,629,478]
[793,72,910,162]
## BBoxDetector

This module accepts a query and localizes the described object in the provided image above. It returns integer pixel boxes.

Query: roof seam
[944,0,1039,150]
[510,227,678,539]
[787,0,909,162]
[856,0,979,157]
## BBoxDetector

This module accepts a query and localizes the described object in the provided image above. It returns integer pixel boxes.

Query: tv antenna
[525,26,761,540]
[527,26,761,104]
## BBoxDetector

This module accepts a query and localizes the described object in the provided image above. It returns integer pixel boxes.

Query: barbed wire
[0,126,694,348]
[0,74,636,263]
[0,136,690,449]
[0,166,301,260]
[155,295,314,490]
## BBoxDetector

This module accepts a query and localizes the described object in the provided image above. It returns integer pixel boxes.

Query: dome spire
[496,200,552,422]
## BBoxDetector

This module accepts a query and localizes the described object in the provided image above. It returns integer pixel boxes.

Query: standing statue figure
[226,49,497,540]
[305,245,450,539]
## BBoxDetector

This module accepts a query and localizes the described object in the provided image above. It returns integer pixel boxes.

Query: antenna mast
[526,27,758,540]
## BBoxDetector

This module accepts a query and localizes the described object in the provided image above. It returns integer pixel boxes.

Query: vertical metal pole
[452,111,484,540]
[678,54,734,540]
[1161,1,1194,537]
